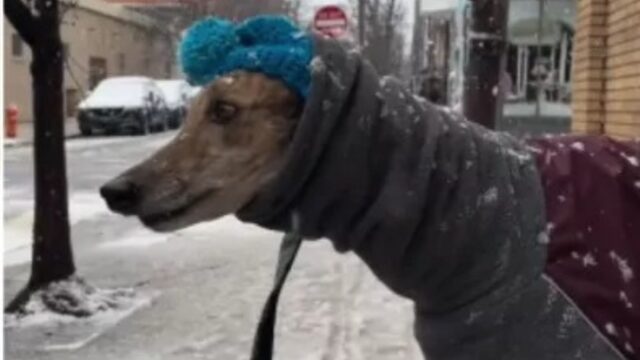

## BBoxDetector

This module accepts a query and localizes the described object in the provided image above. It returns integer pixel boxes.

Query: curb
[4,134,83,148]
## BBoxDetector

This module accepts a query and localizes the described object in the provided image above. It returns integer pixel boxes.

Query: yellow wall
[572,0,640,139]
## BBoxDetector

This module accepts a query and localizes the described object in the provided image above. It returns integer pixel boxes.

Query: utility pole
[358,0,366,47]
[462,0,510,129]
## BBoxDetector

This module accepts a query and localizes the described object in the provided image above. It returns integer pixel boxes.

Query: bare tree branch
[4,0,39,46]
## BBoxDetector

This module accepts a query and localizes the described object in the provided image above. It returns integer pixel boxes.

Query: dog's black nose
[100,177,141,215]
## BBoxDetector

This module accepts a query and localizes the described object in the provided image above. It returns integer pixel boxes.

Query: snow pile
[5,276,148,328]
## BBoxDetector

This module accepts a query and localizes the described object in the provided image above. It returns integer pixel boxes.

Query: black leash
[250,215,304,360]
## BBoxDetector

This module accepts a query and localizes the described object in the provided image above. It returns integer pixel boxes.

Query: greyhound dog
[101,71,300,232]
[102,16,637,360]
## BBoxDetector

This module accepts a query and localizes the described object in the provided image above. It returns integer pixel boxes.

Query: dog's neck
[237,37,548,315]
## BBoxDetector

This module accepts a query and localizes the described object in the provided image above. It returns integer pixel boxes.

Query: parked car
[77,76,169,136]
[156,79,190,129]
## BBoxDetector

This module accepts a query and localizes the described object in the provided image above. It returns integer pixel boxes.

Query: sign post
[313,5,349,39]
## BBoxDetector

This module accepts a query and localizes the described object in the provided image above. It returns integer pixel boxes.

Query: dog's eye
[211,101,238,125]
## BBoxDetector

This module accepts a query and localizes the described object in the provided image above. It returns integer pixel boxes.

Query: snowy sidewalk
[4,218,422,360]
[3,119,81,148]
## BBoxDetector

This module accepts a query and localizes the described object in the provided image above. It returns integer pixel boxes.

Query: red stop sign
[313,5,348,38]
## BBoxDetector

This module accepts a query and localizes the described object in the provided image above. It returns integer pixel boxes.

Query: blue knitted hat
[179,16,313,98]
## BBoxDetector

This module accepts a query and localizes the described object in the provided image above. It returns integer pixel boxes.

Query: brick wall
[572,0,640,139]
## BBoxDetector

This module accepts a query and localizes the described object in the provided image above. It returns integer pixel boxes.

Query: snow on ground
[5,277,155,352]
[99,227,171,249]
[4,192,111,266]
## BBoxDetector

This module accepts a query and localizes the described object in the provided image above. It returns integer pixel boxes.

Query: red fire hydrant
[5,104,18,138]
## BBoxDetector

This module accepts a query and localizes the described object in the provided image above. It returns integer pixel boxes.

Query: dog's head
[100,71,301,231]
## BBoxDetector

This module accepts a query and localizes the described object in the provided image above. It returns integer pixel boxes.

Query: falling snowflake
[465,311,482,324]
[546,222,556,233]
[328,72,345,90]
[310,57,326,73]
[380,76,393,87]
[620,152,639,167]
[605,323,617,336]
[537,231,550,245]
[582,253,597,267]
[625,342,635,354]
[544,150,557,166]
[619,291,633,309]
[219,76,234,84]
[479,187,498,204]
[610,251,634,283]
[570,142,585,151]
[506,149,532,163]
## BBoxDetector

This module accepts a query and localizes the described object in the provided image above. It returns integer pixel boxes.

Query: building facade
[3,0,176,123]
[572,0,640,139]
[418,0,639,139]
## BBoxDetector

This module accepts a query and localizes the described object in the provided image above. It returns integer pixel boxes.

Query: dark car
[77,77,169,136]
[156,79,190,129]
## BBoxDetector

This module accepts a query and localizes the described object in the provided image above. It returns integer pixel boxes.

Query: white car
[156,79,190,129]
[78,76,169,136]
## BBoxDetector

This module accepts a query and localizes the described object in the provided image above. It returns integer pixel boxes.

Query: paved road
[3,132,421,360]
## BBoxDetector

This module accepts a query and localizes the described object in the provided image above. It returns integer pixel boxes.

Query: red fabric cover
[530,136,640,359]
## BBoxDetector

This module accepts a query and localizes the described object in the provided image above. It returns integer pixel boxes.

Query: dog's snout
[100,177,141,215]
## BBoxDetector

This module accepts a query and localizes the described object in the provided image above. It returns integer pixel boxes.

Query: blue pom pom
[178,15,314,98]
[179,17,238,85]
[223,45,312,98]
[236,15,304,46]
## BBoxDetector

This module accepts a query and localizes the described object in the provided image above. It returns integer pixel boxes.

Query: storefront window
[500,0,577,136]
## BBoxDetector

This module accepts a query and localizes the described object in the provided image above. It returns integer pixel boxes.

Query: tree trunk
[5,0,75,313]
[358,0,366,47]
[463,0,509,129]
[381,0,396,74]
[29,32,75,288]
[410,0,423,85]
